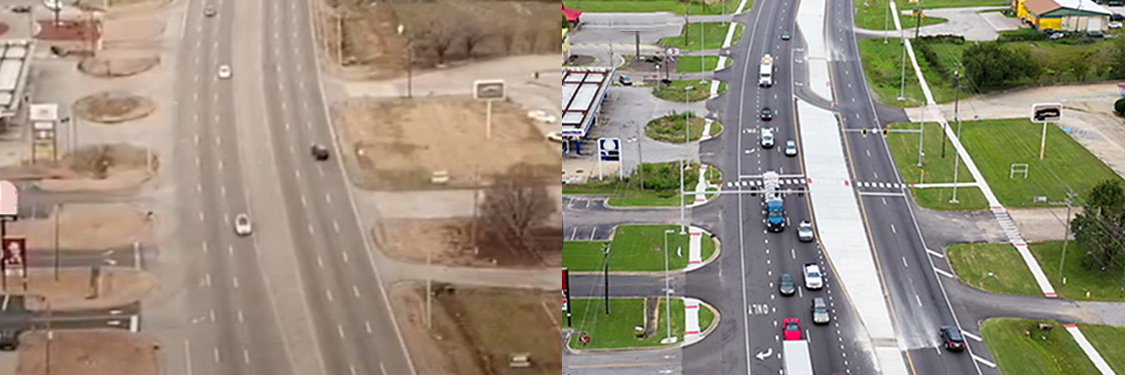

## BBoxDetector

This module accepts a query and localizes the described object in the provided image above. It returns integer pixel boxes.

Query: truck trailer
[783,340,814,375]
[759,54,774,87]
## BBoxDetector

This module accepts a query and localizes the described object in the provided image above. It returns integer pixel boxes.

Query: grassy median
[563,225,716,272]
[653,80,717,102]
[659,23,744,50]
[566,297,685,349]
[884,121,988,210]
[564,0,745,15]
[676,56,731,73]
[947,241,1125,301]
[983,318,1100,375]
[563,162,723,207]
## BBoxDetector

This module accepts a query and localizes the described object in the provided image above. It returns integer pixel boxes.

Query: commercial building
[1013,0,1112,31]
[561,67,613,154]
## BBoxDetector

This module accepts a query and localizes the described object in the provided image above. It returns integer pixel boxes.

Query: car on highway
[0,330,19,351]
[618,75,633,86]
[218,64,232,79]
[940,325,966,352]
[797,220,815,242]
[779,273,796,296]
[785,140,798,156]
[204,6,216,17]
[761,128,775,148]
[780,31,791,40]
[783,318,802,340]
[234,214,253,236]
[803,263,823,290]
[311,144,330,161]
[760,107,773,121]
[811,297,830,324]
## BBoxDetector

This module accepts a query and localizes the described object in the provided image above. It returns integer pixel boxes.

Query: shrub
[1115,98,1125,116]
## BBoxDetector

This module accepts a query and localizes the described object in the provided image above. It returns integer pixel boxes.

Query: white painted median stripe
[961,330,982,342]
[972,354,996,368]
[926,249,945,258]
[932,267,954,279]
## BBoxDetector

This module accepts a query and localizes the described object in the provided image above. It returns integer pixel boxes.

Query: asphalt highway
[819,0,995,372]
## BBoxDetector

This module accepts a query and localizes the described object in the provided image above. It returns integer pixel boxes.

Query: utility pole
[884,0,890,44]
[637,123,644,190]
[944,70,959,158]
[914,0,923,40]
[603,243,611,314]
[917,105,925,167]
[898,37,907,101]
[681,87,693,235]
[663,230,675,343]
[53,204,60,281]
[950,113,964,203]
[1058,193,1075,281]
[397,24,414,99]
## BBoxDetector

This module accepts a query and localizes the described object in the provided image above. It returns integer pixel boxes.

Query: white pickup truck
[759,54,774,87]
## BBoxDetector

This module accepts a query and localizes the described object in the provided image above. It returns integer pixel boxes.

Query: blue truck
[762,172,786,232]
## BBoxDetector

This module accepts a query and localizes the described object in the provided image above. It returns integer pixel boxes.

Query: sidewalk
[891,2,1115,372]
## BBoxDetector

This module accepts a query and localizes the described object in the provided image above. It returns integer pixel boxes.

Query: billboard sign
[599,138,620,162]
[2,237,25,266]
[1031,103,1062,123]
[473,80,506,100]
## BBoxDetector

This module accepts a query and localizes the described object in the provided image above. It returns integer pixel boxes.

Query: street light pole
[1059,194,1075,281]
[53,204,60,281]
[917,105,925,167]
[663,229,675,343]
[884,0,890,44]
[603,243,611,315]
[681,86,693,235]
[950,115,964,203]
[397,24,413,99]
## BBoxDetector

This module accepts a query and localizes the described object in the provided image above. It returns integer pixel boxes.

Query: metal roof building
[0,40,33,121]
[562,67,613,139]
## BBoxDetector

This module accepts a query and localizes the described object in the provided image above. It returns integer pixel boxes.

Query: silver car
[812,297,830,324]
[785,140,798,156]
[234,214,253,236]
[798,220,814,242]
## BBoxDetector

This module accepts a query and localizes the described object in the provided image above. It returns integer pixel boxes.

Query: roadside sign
[473,79,505,100]
[599,138,621,161]
[1031,103,1062,123]
[1034,196,1048,203]
[666,48,681,56]
[0,181,16,217]
[2,237,25,266]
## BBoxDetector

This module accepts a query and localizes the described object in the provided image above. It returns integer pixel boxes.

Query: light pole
[883,0,890,44]
[917,105,925,167]
[950,112,964,203]
[663,229,676,343]
[898,36,907,101]
[397,24,414,99]
[681,86,694,235]
[1058,193,1075,282]
[603,243,611,315]
[53,204,60,281]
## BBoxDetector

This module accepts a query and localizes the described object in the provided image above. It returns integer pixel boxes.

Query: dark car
[780,31,791,40]
[1112,13,1125,21]
[311,144,330,161]
[779,273,796,296]
[618,75,633,86]
[204,6,216,17]
[760,107,774,121]
[0,330,19,351]
[1087,30,1105,38]
[940,325,966,352]
[10,5,31,13]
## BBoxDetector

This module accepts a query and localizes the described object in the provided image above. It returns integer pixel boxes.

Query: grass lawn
[946,243,1043,296]
[1077,324,1125,374]
[564,0,745,15]
[852,0,960,30]
[699,303,716,331]
[982,318,1100,375]
[652,80,715,102]
[857,39,955,107]
[676,56,731,73]
[718,81,728,94]
[958,118,1121,208]
[707,122,723,137]
[885,121,988,210]
[566,297,685,349]
[563,162,721,207]
[647,113,708,143]
[562,225,716,272]
[1029,241,1125,301]
[909,186,989,211]
[659,23,744,50]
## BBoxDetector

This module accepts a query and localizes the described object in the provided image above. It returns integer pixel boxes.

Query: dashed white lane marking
[352,285,361,298]
[214,347,221,363]
[337,324,345,339]
[326,289,334,302]
[365,320,373,334]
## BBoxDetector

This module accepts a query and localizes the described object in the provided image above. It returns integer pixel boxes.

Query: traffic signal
[883,128,889,137]
[862,128,868,137]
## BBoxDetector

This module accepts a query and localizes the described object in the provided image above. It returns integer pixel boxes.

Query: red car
[783,318,802,341]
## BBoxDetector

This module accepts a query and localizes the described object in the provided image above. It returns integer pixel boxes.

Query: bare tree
[521,19,540,54]
[480,163,554,259]
[499,23,519,55]
[459,21,491,59]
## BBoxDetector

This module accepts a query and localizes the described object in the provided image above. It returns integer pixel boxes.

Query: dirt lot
[319,0,559,79]
[1008,206,1082,243]
[7,203,153,252]
[73,92,156,123]
[16,329,158,375]
[336,97,558,191]
[4,268,157,311]
[391,284,561,375]
[0,144,156,192]
[376,219,561,267]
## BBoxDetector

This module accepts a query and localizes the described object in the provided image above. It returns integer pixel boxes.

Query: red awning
[563,4,583,22]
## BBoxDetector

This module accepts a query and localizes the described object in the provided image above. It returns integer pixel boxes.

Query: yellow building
[1012,0,1112,31]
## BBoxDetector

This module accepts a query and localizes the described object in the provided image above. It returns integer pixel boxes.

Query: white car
[234,214,252,236]
[1109,21,1123,29]
[218,64,232,79]
[761,128,775,148]
[785,140,798,156]
[804,263,823,290]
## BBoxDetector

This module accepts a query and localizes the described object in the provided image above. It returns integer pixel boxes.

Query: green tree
[1072,180,1125,270]
[1109,36,1125,79]
[1115,98,1125,116]
[1069,49,1098,82]
[962,42,1038,91]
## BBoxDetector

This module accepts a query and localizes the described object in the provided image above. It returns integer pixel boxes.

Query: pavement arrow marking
[755,348,773,361]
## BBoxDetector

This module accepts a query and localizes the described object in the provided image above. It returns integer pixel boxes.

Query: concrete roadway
[669,0,879,372]
[820,0,993,373]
